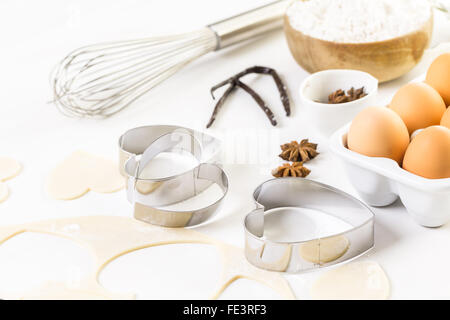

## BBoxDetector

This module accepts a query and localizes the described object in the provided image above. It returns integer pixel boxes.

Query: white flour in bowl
[286,0,432,43]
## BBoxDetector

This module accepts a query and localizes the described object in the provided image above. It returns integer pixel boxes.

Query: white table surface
[0,0,449,300]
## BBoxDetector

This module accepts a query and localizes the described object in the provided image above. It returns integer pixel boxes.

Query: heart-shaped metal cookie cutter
[244,178,374,272]
[119,125,228,227]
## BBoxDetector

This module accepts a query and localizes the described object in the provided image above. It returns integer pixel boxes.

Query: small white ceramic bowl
[299,69,378,135]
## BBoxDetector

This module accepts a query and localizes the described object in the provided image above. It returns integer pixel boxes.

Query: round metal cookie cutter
[244,178,374,272]
[119,125,228,228]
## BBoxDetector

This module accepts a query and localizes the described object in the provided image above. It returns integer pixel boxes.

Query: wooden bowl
[284,11,433,83]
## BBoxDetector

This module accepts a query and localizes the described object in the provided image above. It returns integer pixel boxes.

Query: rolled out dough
[0,216,295,300]
[46,151,125,200]
[20,281,110,300]
[310,261,390,300]
[0,157,21,203]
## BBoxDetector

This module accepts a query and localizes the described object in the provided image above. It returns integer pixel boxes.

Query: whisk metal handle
[208,0,291,50]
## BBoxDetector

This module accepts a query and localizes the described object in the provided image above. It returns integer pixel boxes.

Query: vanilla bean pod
[235,79,277,126]
[206,66,290,128]
[241,66,290,116]
[206,83,237,128]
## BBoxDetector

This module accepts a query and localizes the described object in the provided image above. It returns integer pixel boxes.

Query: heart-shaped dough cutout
[0,231,94,298]
[99,244,221,299]
[47,151,125,200]
[0,157,21,203]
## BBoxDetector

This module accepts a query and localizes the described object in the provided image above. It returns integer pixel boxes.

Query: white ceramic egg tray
[330,123,450,228]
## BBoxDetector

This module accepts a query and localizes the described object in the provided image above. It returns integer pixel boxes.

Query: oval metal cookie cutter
[119,125,228,227]
[244,178,374,272]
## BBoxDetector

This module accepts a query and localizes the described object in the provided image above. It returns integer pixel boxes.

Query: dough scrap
[0,216,295,300]
[310,261,390,300]
[0,157,21,203]
[299,235,349,264]
[46,151,125,200]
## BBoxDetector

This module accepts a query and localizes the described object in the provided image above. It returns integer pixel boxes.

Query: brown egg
[426,53,450,106]
[441,107,450,129]
[403,126,450,179]
[389,82,446,134]
[348,106,410,165]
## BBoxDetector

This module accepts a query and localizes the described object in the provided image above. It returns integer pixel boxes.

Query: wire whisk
[53,29,217,117]
[51,0,289,118]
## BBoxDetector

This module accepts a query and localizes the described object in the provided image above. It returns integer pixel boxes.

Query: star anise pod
[328,89,349,104]
[328,87,367,104]
[279,139,319,162]
[272,162,311,178]
[347,87,367,101]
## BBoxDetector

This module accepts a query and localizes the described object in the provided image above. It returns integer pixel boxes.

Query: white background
[0,0,450,299]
